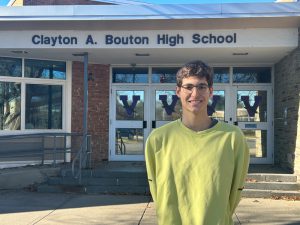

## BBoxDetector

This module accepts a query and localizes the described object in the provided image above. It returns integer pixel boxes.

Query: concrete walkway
[0,190,300,225]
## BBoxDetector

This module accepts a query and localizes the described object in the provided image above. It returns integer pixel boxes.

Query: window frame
[0,57,68,134]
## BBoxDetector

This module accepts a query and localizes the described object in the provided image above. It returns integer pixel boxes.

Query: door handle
[143,121,147,128]
[152,121,156,128]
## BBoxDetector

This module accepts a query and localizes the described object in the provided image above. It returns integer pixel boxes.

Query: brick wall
[72,62,110,164]
[274,33,300,175]
[24,0,111,5]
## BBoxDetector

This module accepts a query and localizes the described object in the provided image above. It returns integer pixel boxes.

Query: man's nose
[190,87,201,95]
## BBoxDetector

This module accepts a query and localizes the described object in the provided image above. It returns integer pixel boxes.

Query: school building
[0,0,300,176]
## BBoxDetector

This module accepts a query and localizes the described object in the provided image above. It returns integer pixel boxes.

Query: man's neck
[181,113,212,132]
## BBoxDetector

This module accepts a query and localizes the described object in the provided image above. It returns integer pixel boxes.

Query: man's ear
[209,87,213,98]
[176,86,181,97]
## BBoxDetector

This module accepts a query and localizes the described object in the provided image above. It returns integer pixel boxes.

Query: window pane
[115,128,144,155]
[112,68,148,83]
[116,90,144,120]
[26,84,62,129]
[152,67,179,83]
[155,90,181,120]
[210,90,225,121]
[0,82,21,130]
[237,90,267,122]
[243,130,267,158]
[213,67,229,83]
[0,57,22,77]
[25,59,66,80]
[233,67,271,83]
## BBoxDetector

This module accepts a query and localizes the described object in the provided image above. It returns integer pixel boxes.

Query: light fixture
[72,52,88,57]
[11,50,28,54]
[135,53,150,57]
[232,52,248,56]
[88,72,94,81]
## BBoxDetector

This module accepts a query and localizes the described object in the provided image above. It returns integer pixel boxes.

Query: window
[213,67,229,83]
[26,84,62,129]
[0,57,22,77]
[0,57,66,131]
[152,67,179,83]
[233,67,271,83]
[112,68,148,83]
[0,82,21,130]
[25,59,66,80]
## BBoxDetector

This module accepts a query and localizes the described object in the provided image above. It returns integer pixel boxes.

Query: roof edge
[0,2,300,21]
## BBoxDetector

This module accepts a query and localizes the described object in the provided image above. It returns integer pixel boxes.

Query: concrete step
[40,167,300,197]
[245,181,300,191]
[48,176,148,186]
[246,174,297,182]
[61,168,147,178]
[86,185,149,195]
[37,184,86,193]
[38,184,149,195]
[242,189,300,198]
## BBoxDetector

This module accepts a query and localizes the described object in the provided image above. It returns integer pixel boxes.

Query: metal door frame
[109,85,150,161]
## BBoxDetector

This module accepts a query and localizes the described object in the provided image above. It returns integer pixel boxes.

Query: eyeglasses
[180,83,209,94]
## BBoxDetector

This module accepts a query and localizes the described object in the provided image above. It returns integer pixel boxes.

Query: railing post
[41,136,45,165]
[53,135,57,167]
[83,53,89,169]
[79,150,82,184]
[64,133,67,163]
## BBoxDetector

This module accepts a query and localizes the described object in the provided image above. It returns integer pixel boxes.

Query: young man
[145,60,250,225]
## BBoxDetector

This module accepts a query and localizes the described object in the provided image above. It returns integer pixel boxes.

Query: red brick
[72,62,109,163]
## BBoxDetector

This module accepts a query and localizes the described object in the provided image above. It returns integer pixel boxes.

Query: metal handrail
[0,132,84,167]
[71,134,92,184]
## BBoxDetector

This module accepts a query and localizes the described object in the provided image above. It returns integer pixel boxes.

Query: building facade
[0,0,300,175]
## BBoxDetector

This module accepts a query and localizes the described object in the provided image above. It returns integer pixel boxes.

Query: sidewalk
[0,190,300,225]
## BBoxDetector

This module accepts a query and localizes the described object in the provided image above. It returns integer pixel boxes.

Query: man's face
[176,76,213,116]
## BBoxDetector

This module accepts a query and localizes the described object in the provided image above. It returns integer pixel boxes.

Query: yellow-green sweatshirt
[145,119,249,225]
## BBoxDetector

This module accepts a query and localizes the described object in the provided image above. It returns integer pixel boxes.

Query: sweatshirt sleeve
[145,135,157,202]
[229,129,250,215]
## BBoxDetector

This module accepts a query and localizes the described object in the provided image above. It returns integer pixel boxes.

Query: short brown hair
[176,60,213,87]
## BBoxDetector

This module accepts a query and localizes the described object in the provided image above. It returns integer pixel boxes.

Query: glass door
[110,86,150,161]
[210,86,231,123]
[150,85,181,129]
[231,86,273,164]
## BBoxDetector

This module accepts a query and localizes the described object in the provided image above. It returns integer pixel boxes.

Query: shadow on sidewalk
[0,190,151,214]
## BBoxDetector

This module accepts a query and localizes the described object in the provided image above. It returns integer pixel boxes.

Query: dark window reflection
[0,82,21,130]
[213,67,229,83]
[0,57,22,77]
[233,67,271,83]
[25,59,66,80]
[26,84,62,129]
[152,68,179,83]
[112,68,148,83]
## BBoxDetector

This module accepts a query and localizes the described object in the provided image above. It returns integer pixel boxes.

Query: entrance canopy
[0,2,299,64]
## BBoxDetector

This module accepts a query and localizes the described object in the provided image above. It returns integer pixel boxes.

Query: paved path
[1,190,300,225]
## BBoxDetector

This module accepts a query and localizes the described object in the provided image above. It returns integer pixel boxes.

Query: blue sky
[142,0,274,3]
[0,0,275,6]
